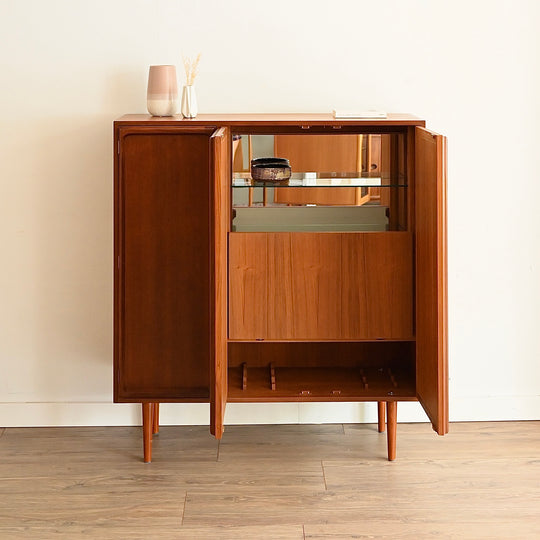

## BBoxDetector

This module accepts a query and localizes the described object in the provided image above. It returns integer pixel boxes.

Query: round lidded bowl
[251,157,291,182]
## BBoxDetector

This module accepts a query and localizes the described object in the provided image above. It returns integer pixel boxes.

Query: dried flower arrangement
[182,53,201,86]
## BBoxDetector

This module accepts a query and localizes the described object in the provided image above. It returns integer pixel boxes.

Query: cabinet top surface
[115,113,425,127]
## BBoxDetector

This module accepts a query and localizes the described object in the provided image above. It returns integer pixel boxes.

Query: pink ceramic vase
[147,65,178,116]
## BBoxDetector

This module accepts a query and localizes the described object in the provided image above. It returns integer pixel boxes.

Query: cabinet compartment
[229,232,413,340]
[233,204,389,232]
[227,342,415,402]
[232,132,407,232]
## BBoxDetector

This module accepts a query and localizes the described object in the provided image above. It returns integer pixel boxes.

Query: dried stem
[182,53,201,86]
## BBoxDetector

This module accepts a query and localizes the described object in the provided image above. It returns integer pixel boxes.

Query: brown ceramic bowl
[251,158,291,182]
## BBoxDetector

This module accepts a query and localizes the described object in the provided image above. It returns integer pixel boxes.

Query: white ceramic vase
[147,65,178,117]
[181,85,198,118]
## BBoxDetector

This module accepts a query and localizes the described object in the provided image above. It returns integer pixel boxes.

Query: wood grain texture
[227,366,416,402]
[415,127,448,435]
[228,233,267,339]
[364,232,413,337]
[344,421,540,460]
[275,134,359,173]
[273,134,361,206]
[230,233,412,340]
[377,402,386,433]
[152,403,159,435]
[115,113,426,127]
[304,521,540,540]
[142,402,152,463]
[266,232,297,338]
[386,401,397,460]
[341,232,413,339]
[210,127,230,439]
[268,233,341,339]
[115,127,215,402]
[177,524,305,539]
[406,126,416,234]
[230,233,343,339]
[227,342,416,403]
[1,423,538,538]
[228,342,415,368]
[284,233,341,339]
[216,423,372,463]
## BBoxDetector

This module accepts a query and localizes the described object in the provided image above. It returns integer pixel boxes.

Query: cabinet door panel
[228,233,268,340]
[266,233,341,339]
[415,127,448,434]
[210,127,230,438]
[342,232,413,339]
[287,233,341,339]
[230,233,342,340]
[115,128,214,401]
[364,233,413,338]
[229,232,412,341]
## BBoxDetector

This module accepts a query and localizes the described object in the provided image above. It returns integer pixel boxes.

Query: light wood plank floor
[0,421,539,539]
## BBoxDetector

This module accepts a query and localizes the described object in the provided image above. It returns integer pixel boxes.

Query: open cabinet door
[115,126,216,403]
[415,127,448,435]
[210,127,230,438]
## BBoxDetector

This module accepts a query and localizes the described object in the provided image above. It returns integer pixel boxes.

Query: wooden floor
[0,421,539,539]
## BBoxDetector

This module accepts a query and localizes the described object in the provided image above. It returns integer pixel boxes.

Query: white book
[333,110,387,119]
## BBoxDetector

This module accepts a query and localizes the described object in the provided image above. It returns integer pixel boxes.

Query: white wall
[1,0,539,427]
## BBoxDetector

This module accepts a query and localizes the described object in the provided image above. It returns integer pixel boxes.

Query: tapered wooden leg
[142,403,152,463]
[377,401,386,433]
[386,401,397,461]
[152,403,160,435]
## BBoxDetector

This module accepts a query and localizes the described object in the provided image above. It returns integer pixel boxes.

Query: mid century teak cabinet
[113,113,448,462]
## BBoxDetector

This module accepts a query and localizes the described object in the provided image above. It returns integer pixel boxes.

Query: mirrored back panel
[231,133,407,232]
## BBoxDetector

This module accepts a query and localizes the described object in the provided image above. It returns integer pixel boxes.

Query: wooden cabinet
[114,114,448,463]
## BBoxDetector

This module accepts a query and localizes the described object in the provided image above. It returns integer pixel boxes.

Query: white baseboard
[0,396,539,427]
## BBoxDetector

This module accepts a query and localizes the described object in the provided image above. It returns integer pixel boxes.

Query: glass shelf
[232,172,406,188]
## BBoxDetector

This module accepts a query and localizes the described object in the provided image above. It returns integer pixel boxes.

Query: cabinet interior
[227,342,416,402]
[231,132,407,232]
[227,128,416,403]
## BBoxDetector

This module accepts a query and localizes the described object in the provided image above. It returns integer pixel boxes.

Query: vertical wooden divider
[210,127,230,438]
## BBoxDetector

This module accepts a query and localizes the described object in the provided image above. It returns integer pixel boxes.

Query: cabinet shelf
[233,172,406,189]
[227,365,416,402]
[228,338,416,343]
[232,206,391,232]
[227,341,416,403]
